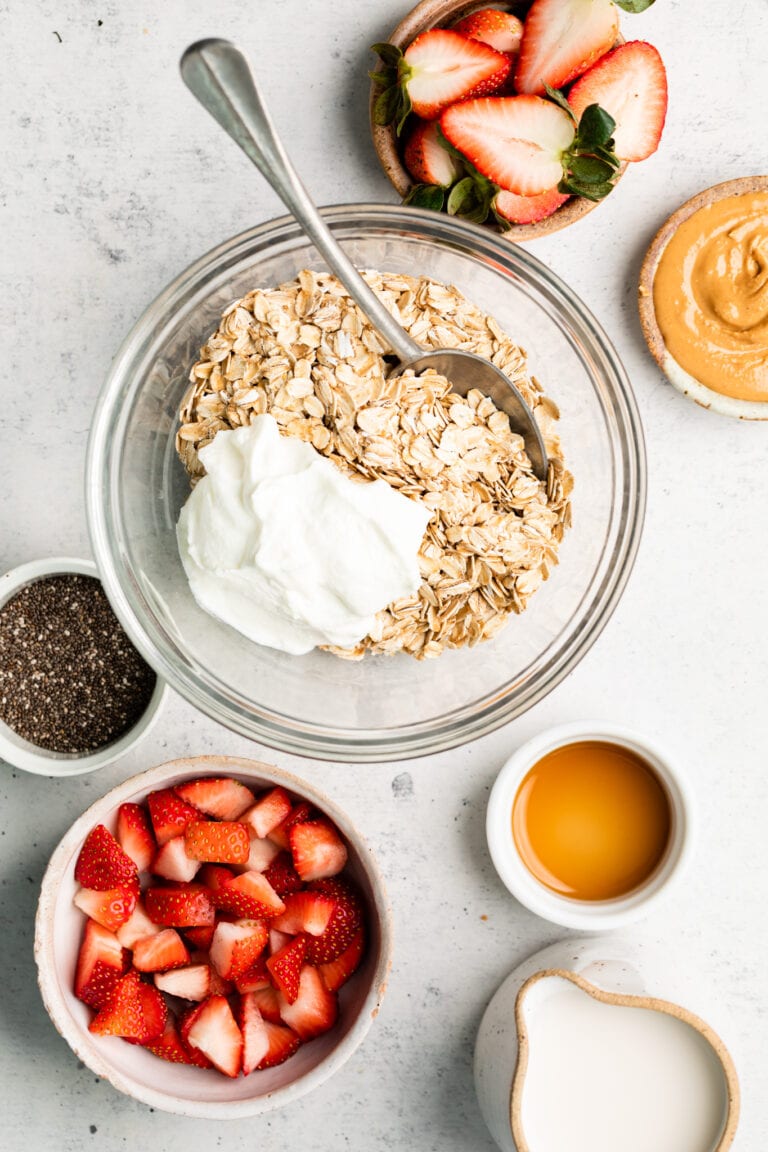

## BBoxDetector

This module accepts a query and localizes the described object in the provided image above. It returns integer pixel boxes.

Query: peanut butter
[653,191,768,402]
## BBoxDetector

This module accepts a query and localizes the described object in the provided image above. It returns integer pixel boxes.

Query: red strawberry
[242,787,293,838]
[144,1014,200,1065]
[212,871,286,920]
[183,923,215,950]
[269,927,292,955]
[147,789,201,845]
[278,965,338,1041]
[441,95,575,196]
[515,0,618,95]
[494,186,569,224]
[271,890,337,937]
[266,935,307,1004]
[452,8,524,56]
[116,804,155,873]
[237,992,271,1074]
[145,884,215,928]
[185,821,250,865]
[305,878,364,963]
[155,963,212,1001]
[403,119,462,188]
[74,885,137,932]
[133,928,190,973]
[234,960,271,994]
[74,824,139,891]
[75,920,129,1009]
[250,984,282,1023]
[89,970,165,1043]
[318,927,366,992]
[197,863,235,892]
[209,920,269,980]
[262,851,303,897]
[268,801,314,850]
[116,900,162,948]
[174,776,255,820]
[256,1019,300,1070]
[568,40,667,161]
[184,995,243,1078]
[404,30,512,120]
[153,835,201,883]
[289,820,348,881]
[234,834,281,875]
[178,1002,214,1067]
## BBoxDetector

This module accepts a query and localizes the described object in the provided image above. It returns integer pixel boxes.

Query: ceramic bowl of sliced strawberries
[34,755,391,1117]
[370,0,668,240]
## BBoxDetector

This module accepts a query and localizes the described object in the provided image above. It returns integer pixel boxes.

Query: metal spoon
[180,38,548,480]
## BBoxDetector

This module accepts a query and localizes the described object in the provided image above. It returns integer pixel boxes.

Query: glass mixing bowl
[86,205,645,762]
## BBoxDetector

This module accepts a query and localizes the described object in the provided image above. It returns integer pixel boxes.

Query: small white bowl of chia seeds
[0,557,166,776]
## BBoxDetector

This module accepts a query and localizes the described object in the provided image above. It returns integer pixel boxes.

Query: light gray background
[2,0,767,1147]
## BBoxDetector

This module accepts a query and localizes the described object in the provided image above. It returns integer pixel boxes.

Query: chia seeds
[0,573,157,754]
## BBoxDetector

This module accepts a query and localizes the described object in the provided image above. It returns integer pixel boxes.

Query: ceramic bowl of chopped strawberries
[34,756,391,1117]
[370,0,668,240]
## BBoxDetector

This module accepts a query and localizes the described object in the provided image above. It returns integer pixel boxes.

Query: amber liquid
[512,741,672,901]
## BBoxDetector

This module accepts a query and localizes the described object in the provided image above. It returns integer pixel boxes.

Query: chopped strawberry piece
[184,821,250,865]
[143,1014,199,1065]
[197,863,235,892]
[305,877,364,962]
[153,835,201,883]
[185,995,243,1078]
[183,923,215,950]
[178,1003,214,1067]
[271,890,337,937]
[75,824,139,891]
[74,885,137,932]
[404,29,512,120]
[116,900,163,948]
[568,41,668,161]
[174,777,255,820]
[75,920,129,1010]
[233,960,271,994]
[250,984,282,1024]
[116,804,155,873]
[237,992,271,1074]
[209,920,269,981]
[289,820,348,882]
[154,963,212,1001]
[268,801,314,850]
[452,8,524,56]
[242,787,293,839]
[145,884,215,928]
[256,1020,300,1070]
[262,851,303,896]
[212,871,286,920]
[318,927,366,992]
[278,965,338,1041]
[133,928,190,973]
[515,0,618,95]
[494,187,569,224]
[137,980,168,1043]
[266,936,307,1004]
[233,834,281,875]
[89,970,165,1043]
[147,789,201,845]
[269,927,292,955]
[403,118,462,188]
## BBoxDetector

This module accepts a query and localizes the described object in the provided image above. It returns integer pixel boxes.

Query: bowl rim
[0,557,167,777]
[34,754,393,1118]
[86,203,646,762]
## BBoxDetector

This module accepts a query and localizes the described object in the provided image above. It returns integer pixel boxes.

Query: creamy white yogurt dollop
[177,415,431,655]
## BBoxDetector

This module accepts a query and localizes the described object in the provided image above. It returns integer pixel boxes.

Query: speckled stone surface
[2,0,768,1148]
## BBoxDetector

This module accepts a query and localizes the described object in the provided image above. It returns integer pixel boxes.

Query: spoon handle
[180,39,422,365]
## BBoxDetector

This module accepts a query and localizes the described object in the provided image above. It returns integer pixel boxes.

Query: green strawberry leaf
[373,85,402,128]
[576,103,617,150]
[544,84,576,121]
[447,177,478,217]
[614,0,656,12]
[371,42,403,67]
[592,144,621,169]
[568,155,617,184]
[404,184,446,212]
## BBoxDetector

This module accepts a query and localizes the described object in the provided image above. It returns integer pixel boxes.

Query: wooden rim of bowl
[509,967,740,1152]
[369,0,626,242]
[638,175,768,419]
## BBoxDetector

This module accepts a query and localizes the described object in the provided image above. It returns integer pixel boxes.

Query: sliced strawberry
[266,935,307,1004]
[452,8,524,56]
[237,992,271,1075]
[269,927,292,955]
[185,995,243,1078]
[515,0,618,94]
[145,884,215,928]
[318,927,366,992]
[209,920,269,980]
[403,118,462,188]
[183,923,215,950]
[242,787,293,838]
[234,960,271,994]
[133,928,190,973]
[185,821,250,865]
[404,30,511,120]
[197,863,235,892]
[271,890,337,937]
[234,834,281,875]
[147,789,202,845]
[137,980,167,1042]
[568,40,668,161]
[75,920,129,1009]
[74,885,137,932]
[116,803,155,872]
[143,1014,200,1065]
[262,851,304,897]
[153,835,201,883]
[250,984,282,1024]
[305,878,364,963]
[441,95,574,196]
[74,824,139,891]
[174,776,255,820]
[178,1002,214,1067]
[278,965,338,1041]
[116,899,163,948]
[212,871,286,920]
[155,963,212,1001]
[268,801,313,850]
[89,970,165,1043]
[494,186,569,224]
[256,1019,300,1069]
[289,820,348,882]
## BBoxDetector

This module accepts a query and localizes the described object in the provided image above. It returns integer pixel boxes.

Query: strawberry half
[255,1020,300,1070]
[147,789,202,845]
[185,995,243,1078]
[154,963,212,1001]
[74,885,137,932]
[133,928,190,973]
[145,884,216,928]
[404,118,462,188]
[212,871,286,920]
[116,804,155,873]
[494,186,569,224]
[174,776,255,820]
[271,890,337,937]
[241,787,292,839]
[278,965,338,1042]
[318,927,366,993]
[515,0,618,95]
[452,8,524,56]
[305,878,363,963]
[289,820,348,882]
[75,824,139,891]
[89,970,166,1043]
[185,820,250,865]
[568,40,668,161]
[209,920,269,981]
[266,935,307,1004]
[75,920,129,1010]
[153,835,201,883]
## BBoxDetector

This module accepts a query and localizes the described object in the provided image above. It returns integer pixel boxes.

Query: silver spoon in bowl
[180,38,548,481]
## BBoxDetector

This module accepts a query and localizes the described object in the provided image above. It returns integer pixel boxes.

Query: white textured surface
[1,0,767,1148]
